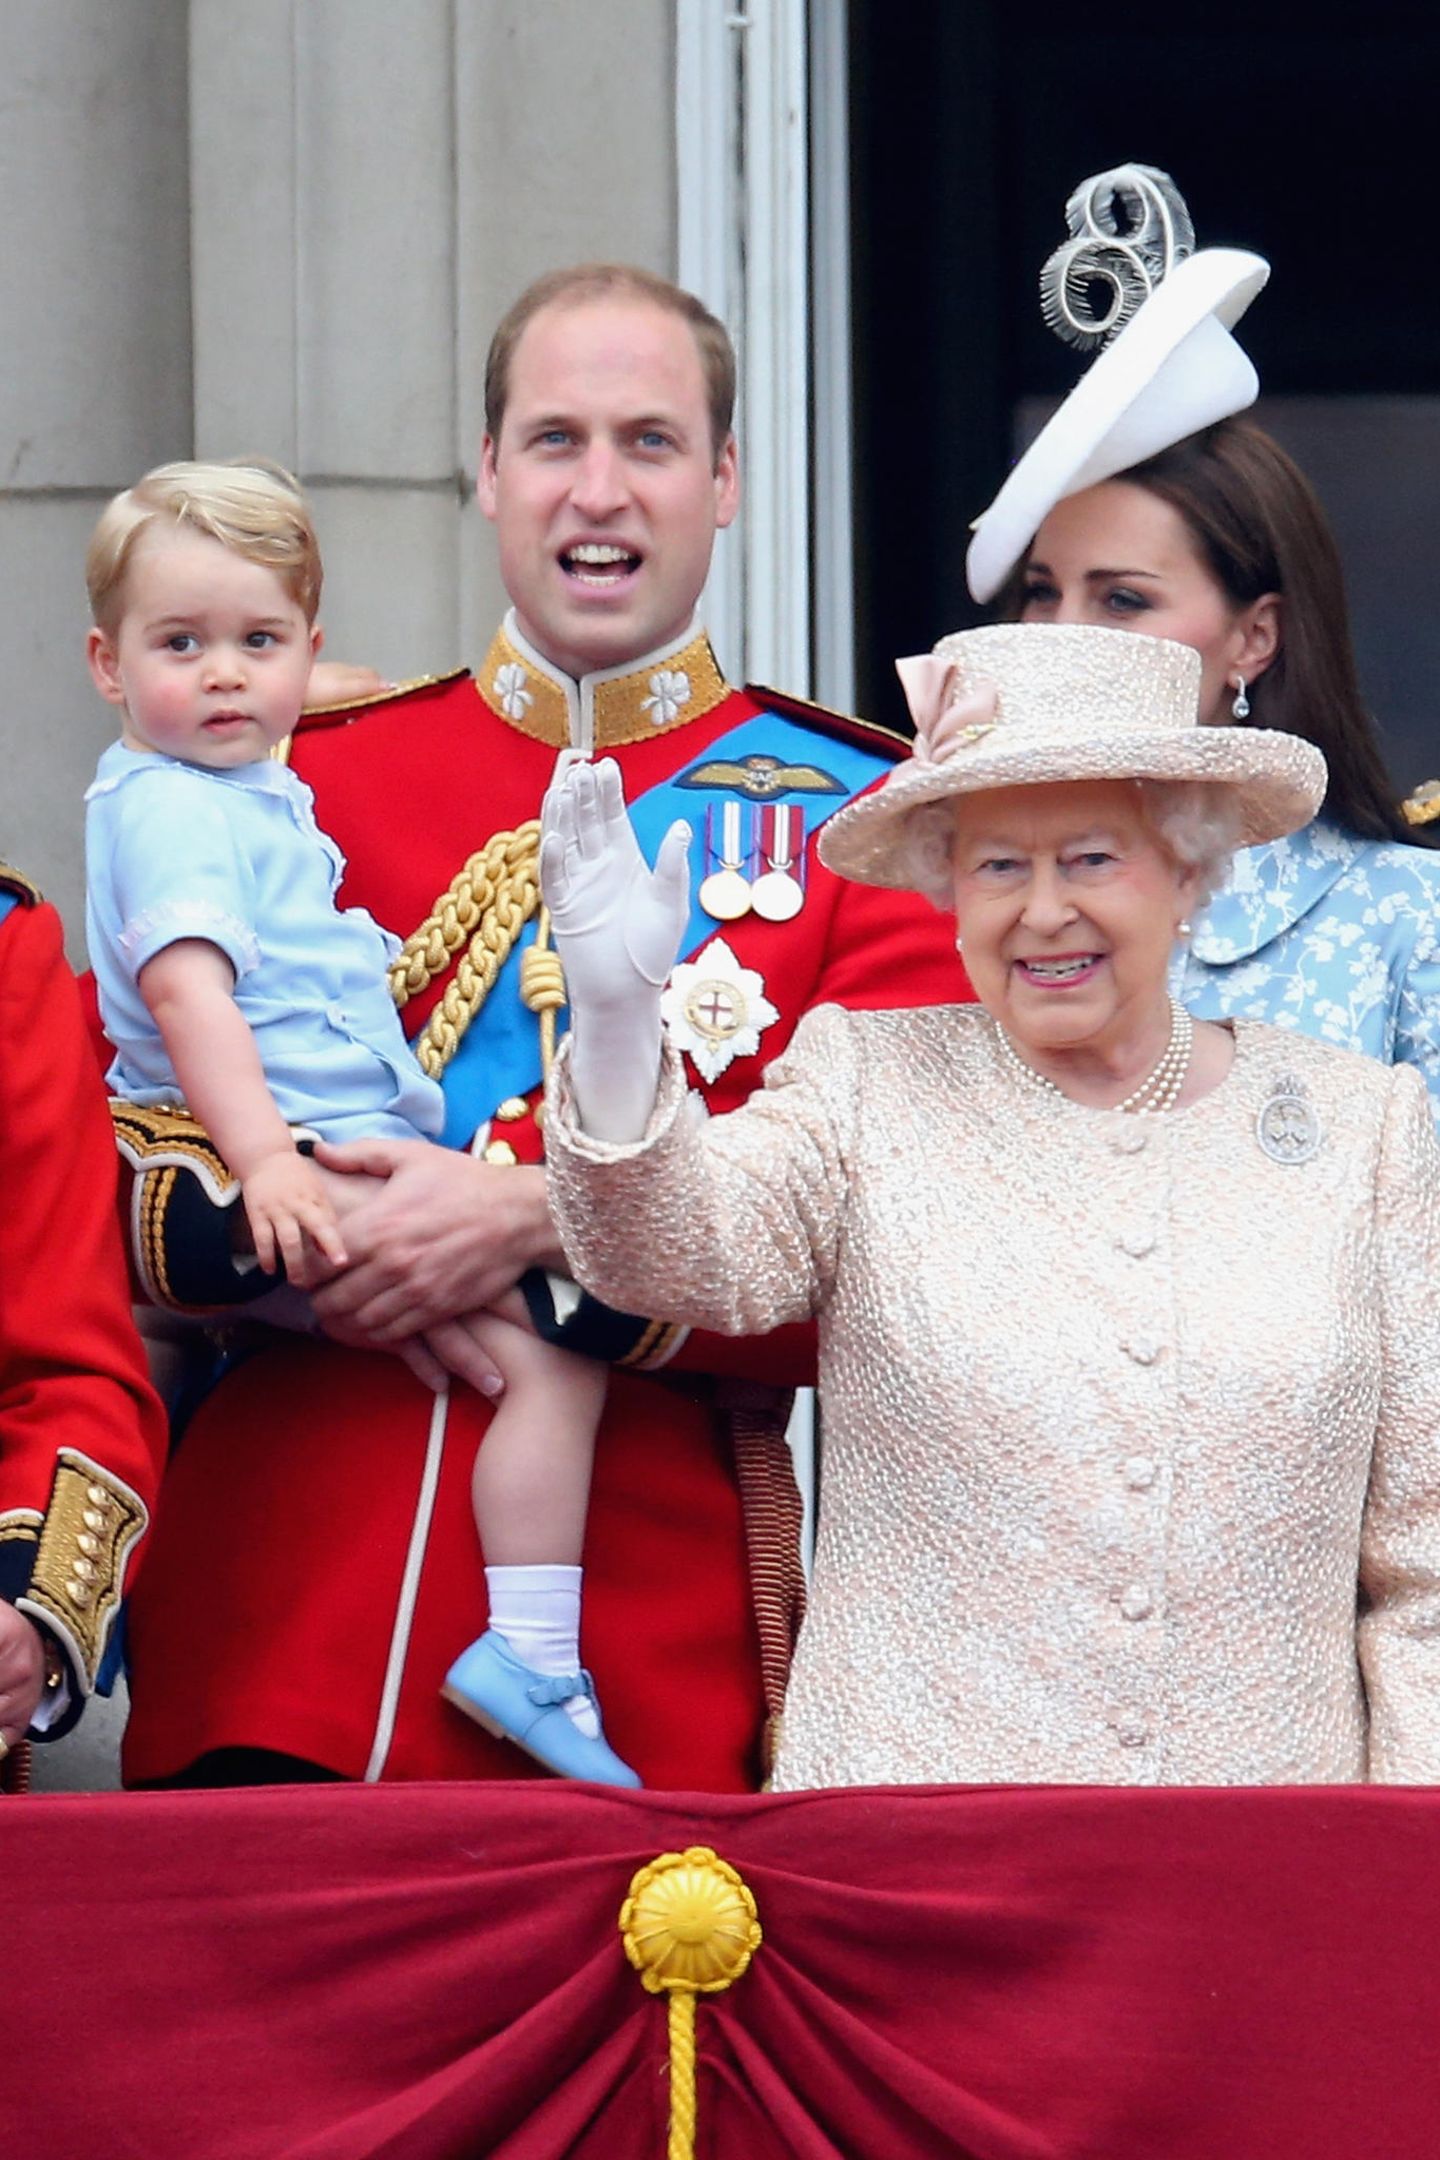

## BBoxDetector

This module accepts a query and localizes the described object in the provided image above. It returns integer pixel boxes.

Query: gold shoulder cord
[390,823,566,1080]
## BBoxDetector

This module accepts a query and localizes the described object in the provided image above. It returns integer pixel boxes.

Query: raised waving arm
[539,756,691,1143]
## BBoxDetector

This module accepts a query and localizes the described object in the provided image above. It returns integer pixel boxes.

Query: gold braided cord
[519,906,566,1077]
[665,1997,697,2160]
[390,822,541,1006]
[619,1847,762,2160]
[392,824,545,1079]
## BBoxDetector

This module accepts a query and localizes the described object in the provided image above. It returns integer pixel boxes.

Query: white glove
[539,755,691,1142]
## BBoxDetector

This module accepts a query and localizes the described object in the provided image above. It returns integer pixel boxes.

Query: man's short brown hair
[484,264,737,465]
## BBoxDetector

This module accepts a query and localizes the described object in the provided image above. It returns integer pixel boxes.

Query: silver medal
[750,803,805,922]
[698,800,753,922]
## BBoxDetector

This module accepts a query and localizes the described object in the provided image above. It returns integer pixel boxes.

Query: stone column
[0,0,192,938]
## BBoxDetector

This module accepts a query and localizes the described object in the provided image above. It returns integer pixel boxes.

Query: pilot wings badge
[677,752,844,799]
[662,937,779,1083]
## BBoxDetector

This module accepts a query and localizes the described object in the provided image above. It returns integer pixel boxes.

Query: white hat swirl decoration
[966,163,1270,604]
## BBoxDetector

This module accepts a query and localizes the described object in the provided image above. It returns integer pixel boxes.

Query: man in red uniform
[0,869,165,1788]
[116,265,965,1789]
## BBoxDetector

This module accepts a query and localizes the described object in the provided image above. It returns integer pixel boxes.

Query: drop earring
[1231,676,1250,720]
[954,933,965,955]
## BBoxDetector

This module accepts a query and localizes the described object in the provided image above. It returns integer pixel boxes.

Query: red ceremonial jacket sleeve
[0,900,165,1726]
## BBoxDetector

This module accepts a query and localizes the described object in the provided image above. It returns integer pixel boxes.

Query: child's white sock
[485,1563,598,1736]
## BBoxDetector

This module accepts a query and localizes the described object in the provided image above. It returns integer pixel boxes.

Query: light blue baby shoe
[442,1629,642,1788]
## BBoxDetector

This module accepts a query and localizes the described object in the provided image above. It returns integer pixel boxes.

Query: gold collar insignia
[478,621,733,750]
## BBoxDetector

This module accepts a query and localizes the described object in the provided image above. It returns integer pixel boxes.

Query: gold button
[73,1557,97,1582]
[87,1485,110,1507]
[493,1097,529,1123]
[78,1533,100,1556]
[66,1580,92,1607]
[482,1140,519,1166]
[83,1508,106,1533]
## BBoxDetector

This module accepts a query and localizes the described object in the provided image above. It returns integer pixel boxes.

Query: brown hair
[1008,417,1425,847]
[483,264,736,465]
[87,459,323,633]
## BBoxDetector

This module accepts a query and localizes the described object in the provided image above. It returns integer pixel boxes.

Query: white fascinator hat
[818,623,1326,897]
[965,163,1269,604]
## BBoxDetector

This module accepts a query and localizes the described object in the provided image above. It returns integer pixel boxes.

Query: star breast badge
[662,937,780,1083]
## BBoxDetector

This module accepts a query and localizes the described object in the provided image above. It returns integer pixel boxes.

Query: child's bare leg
[440,1303,637,1779]
[466,1311,605,1563]
[468,1314,604,1729]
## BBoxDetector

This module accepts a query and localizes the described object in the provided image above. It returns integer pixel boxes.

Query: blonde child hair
[86,459,323,632]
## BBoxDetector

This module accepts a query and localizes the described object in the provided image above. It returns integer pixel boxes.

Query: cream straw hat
[818,623,1327,895]
[966,164,1269,604]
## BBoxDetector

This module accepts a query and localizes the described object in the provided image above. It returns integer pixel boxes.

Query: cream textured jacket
[548,1006,1440,1788]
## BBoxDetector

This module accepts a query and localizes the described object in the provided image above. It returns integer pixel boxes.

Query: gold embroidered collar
[478,615,732,752]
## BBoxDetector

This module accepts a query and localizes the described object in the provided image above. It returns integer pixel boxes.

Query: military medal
[749,804,805,922]
[698,801,753,921]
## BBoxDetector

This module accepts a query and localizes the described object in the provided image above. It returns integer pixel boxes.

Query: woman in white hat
[969,165,1440,1117]
[538,621,1440,1789]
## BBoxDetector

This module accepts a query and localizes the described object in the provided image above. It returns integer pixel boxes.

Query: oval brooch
[1256,1071,1322,1165]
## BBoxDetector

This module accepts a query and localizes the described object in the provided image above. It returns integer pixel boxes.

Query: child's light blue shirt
[85,742,445,1143]
[1170,815,1440,1123]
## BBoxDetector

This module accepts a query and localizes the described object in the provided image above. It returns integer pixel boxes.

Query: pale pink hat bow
[894,654,1000,764]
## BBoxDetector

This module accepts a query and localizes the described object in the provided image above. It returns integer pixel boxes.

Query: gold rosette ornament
[619,1846,762,2159]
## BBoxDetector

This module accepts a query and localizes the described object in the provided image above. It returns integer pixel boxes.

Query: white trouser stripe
[363,1385,449,1783]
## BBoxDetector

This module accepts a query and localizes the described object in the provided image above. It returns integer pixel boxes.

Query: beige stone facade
[5,0,676,947]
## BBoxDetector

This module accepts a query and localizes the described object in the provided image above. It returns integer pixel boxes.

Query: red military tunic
[119,624,967,1789]
[0,875,165,1762]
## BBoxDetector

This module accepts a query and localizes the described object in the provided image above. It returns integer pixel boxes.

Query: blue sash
[435,712,890,1146]
[0,894,19,928]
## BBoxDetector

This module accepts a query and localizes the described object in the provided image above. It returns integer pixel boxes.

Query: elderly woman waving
[540,622,1440,1789]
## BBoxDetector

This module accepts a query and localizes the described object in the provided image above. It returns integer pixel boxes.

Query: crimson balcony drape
[4,1781,1437,2158]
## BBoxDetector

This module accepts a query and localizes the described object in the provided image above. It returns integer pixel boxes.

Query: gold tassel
[619,1847,762,2160]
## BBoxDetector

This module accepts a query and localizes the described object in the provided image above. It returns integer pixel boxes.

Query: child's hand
[242,1151,350,1282]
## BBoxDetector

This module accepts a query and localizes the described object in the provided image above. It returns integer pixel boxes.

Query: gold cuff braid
[18,1451,147,1690]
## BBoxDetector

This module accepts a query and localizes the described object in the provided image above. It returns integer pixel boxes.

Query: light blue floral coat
[1170,816,1440,1122]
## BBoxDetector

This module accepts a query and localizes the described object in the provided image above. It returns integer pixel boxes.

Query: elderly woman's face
[1019,482,1276,726]
[950,779,1196,1058]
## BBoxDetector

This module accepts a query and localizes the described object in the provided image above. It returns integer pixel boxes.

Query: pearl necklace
[995,998,1194,1116]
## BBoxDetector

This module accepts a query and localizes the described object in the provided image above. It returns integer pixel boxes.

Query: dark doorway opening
[846,4,1440,790]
